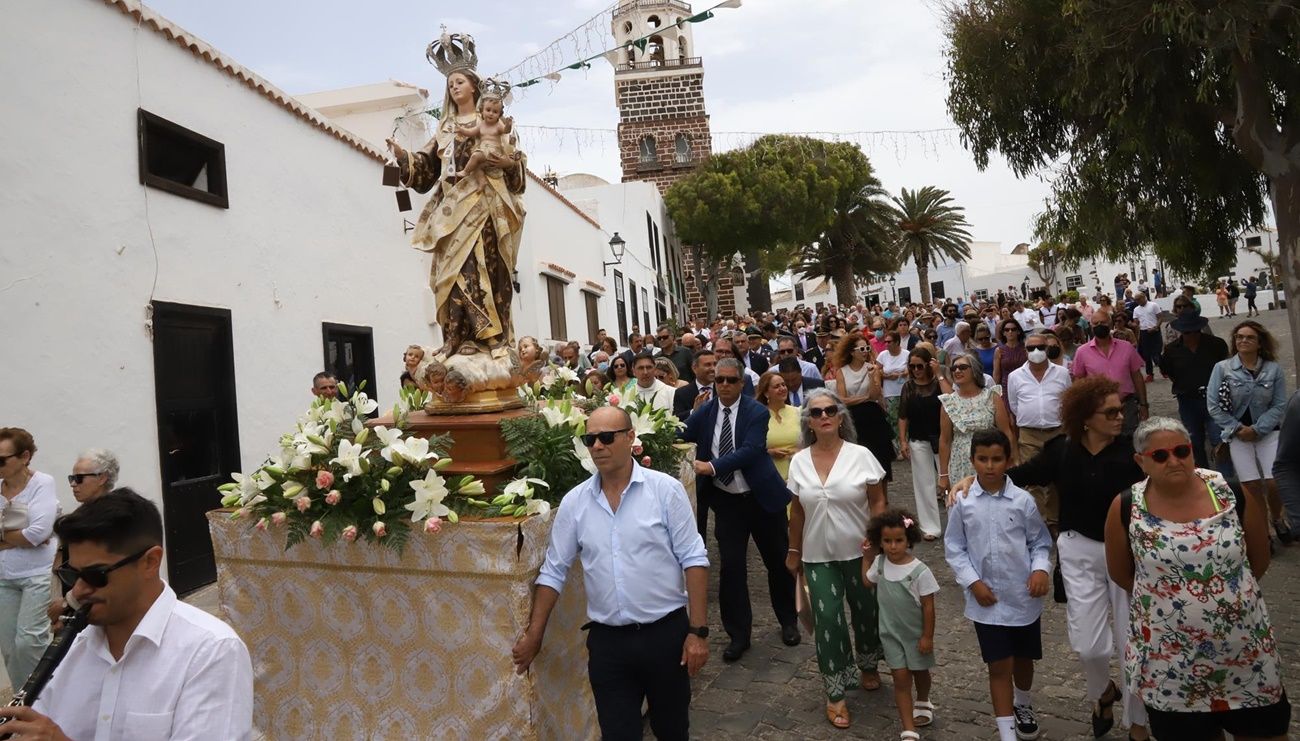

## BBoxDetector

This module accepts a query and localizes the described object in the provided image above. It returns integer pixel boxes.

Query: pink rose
[372,521,387,538]
[341,525,358,542]
[641,456,652,467]
[424,517,442,534]
[294,495,312,513]
[632,444,644,456]
[325,490,342,506]
[309,520,324,538]
[270,512,287,527]
[254,517,269,532]
[315,470,334,490]
[608,394,621,406]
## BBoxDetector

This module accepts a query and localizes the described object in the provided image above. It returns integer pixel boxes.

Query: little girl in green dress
[864,509,940,741]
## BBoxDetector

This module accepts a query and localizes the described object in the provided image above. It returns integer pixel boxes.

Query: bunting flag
[497,0,741,92]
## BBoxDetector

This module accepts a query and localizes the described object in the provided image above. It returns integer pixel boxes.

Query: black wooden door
[151,302,240,595]
[322,323,377,402]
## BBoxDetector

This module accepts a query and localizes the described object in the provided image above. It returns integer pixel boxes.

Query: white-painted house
[0,0,594,592]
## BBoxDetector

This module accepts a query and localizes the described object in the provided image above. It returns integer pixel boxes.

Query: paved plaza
[183,308,1297,740]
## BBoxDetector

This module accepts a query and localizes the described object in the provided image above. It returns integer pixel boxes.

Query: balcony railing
[617,56,703,73]
[614,0,694,18]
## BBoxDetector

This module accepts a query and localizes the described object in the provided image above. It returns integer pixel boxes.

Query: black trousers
[695,486,712,540]
[586,608,691,741]
[712,489,797,641]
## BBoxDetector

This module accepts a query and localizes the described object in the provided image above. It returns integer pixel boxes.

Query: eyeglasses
[1003,327,1021,333]
[1096,406,1123,420]
[779,348,796,355]
[657,335,671,341]
[924,334,937,340]
[854,346,870,353]
[68,472,104,485]
[0,454,17,466]
[808,407,839,418]
[951,364,971,373]
[1233,334,1259,343]
[580,428,631,447]
[908,363,927,370]
[1140,444,1193,463]
[715,376,742,385]
[1025,345,1046,352]
[56,547,151,589]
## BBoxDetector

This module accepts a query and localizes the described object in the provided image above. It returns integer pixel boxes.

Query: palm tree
[794,179,900,305]
[889,186,974,305]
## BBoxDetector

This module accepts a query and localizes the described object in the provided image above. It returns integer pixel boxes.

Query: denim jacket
[1206,356,1289,441]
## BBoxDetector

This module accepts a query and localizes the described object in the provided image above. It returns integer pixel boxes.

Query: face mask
[874,330,884,339]
[1046,346,1062,360]
[1027,348,1047,364]
[1094,324,1111,338]
[597,362,610,373]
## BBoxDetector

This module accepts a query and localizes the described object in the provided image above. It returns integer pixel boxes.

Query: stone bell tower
[613,0,737,319]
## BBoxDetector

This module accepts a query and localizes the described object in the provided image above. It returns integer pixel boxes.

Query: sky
[143,0,1054,247]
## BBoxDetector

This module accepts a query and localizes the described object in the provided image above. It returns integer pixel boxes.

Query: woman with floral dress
[1105,417,1288,741]
[938,353,1017,494]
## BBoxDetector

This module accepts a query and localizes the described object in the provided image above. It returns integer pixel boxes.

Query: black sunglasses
[68,472,104,485]
[1140,444,1193,464]
[951,364,972,372]
[715,376,742,385]
[809,407,839,418]
[0,454,18,466]
[56,547,152,589]
[908,363,927,370]
[580,428,631,448]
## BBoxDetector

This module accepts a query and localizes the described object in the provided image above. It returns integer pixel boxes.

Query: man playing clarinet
[0,490,253,740]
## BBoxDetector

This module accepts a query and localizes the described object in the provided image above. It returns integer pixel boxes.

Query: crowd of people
[516,283,1298,741]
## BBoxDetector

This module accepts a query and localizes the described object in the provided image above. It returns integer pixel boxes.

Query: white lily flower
[252,470,277,492]
[539,405,569,428]
[321,399,348,426]
[406,470,451,522]
[629,411,658,439]
[351,392,379,417]
[351,416,365,436]
[523,498,551,516]
[331,439,365,481]
[459,479,486,496]
[400,436,438,463]
[277,446,311,472]
[572,436,597,475]
[503,477,550,499]
[555,366,579,383]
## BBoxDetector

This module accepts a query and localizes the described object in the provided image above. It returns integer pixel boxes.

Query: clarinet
[0,604,91,738]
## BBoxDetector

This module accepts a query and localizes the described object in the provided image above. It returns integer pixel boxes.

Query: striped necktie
[717,407,735,486]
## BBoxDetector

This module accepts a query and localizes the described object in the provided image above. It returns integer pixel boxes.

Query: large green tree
[665,135,877,314]
[793,177,900,305]
[890,186,974,305]
[946,0,1300,369]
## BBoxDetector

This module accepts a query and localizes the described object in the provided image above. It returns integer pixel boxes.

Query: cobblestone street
[685,309,1298,740]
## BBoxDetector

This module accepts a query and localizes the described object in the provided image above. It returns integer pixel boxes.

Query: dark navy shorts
[973,618,1042,663]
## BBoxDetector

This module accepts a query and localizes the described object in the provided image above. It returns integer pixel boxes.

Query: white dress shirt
[878,348,909,398]
[711,399,750,493]
[1013,309,1039,330]
[536,464,709,625]
[787,443,886,563]
[35,585,253,741]
[1006,361,1072,429]
[1131,301,1161,331]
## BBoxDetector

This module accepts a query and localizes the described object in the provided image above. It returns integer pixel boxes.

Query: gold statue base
[423,386,524,415]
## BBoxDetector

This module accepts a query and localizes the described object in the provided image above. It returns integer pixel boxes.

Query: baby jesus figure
[454,95,515,178]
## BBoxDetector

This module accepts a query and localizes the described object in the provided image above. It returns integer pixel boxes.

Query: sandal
[825,701,850,729]
[860,671,882,691]
[1092,680,1118,738]
[913,700,934,727]
[901,732,920,741]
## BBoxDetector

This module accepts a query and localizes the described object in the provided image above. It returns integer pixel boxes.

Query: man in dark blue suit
[777,357,824,407]
[680,358,798,662]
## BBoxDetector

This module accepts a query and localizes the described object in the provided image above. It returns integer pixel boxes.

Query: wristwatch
[687,625,709,638]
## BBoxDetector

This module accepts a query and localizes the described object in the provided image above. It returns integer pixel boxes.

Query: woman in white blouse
[784,389,889,729]
[0,427,58,690]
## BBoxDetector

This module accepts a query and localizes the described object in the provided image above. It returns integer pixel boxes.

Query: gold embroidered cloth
[208,512,596,741]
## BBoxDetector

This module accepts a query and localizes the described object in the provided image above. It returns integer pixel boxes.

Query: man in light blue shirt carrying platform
[513,406,710,741]
[945,428,1052,741]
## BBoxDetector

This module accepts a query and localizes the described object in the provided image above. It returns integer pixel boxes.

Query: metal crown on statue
[427,26,478,75]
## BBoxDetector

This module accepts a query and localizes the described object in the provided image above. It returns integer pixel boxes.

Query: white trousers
[908,440,942,537]
[1057,531,1147,728]
[1229,430,1280,482]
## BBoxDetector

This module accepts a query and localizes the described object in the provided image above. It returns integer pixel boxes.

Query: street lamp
[602,232,626,275]
[889,276,897,303]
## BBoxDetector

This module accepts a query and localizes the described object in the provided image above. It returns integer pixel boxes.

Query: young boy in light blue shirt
[944,428,1052,741]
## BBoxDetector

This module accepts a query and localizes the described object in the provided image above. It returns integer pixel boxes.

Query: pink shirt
[1070,338,1143,395]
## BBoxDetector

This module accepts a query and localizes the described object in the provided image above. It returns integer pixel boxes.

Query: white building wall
[1,0,432,519]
